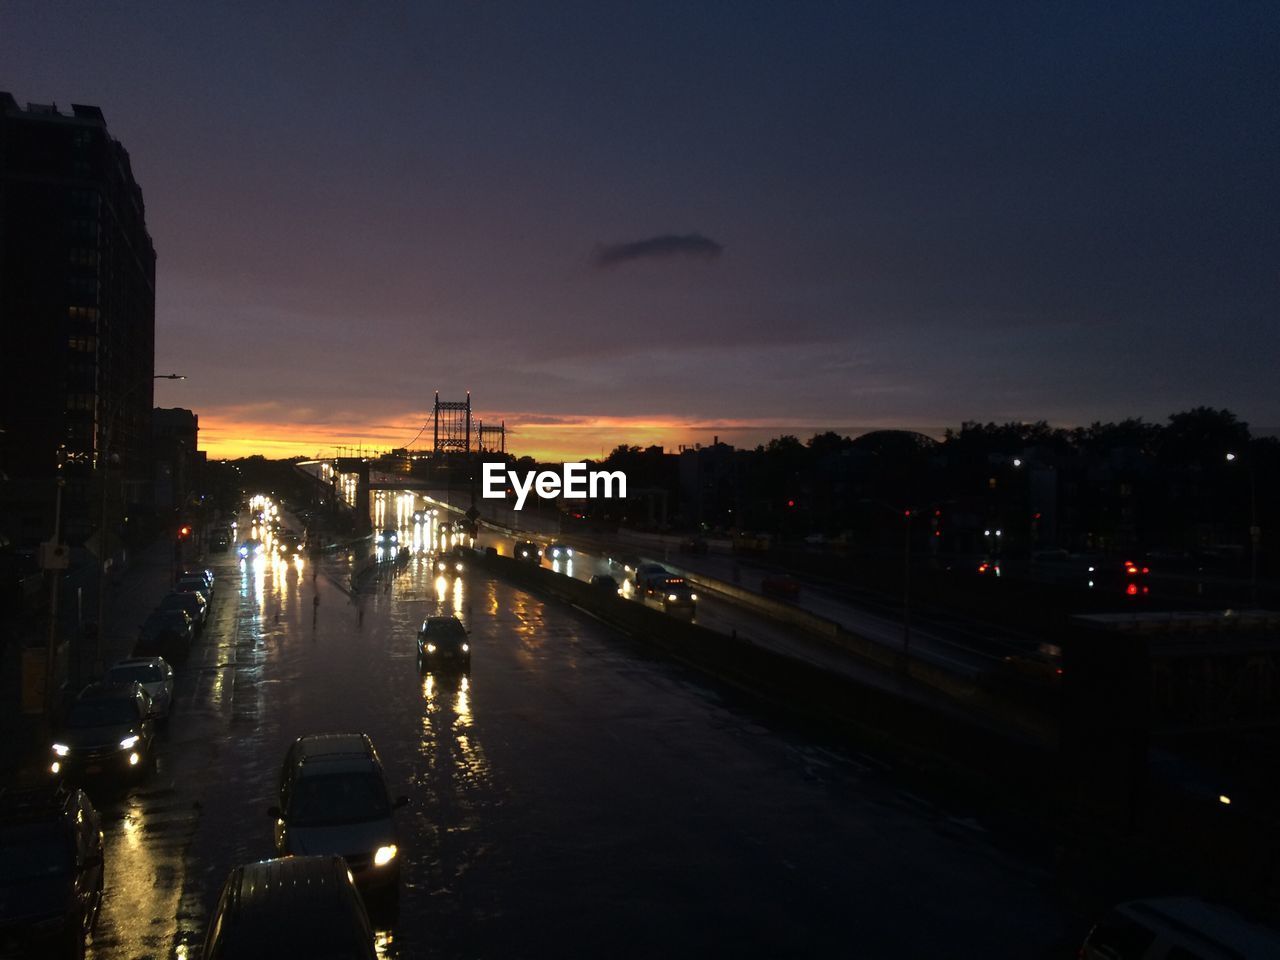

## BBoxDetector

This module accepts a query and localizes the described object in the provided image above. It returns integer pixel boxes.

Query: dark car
[417,617,471,672]
[270,734,407,900]
[135,608,194,661]
[174,579,211,606]
[0,784,104,960]
[211,530,231,553]
[201,855,377,960]
[679,537,709,555]
[761,575,801,600]
[543,542,573,562]
[179,566,215,593]
[51,682,158,782]
[511,540,540,562]
[589,574,619,594]
[158,590,208,629]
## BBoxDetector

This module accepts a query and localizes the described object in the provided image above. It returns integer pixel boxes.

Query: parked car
[105,657,175,721]
[135,609,194,661]
[51,682,158,781]
[269,734,408,901]
[201,855,377,960]
[417,617,471,672]
[158,590,208,629]
[1081,896,1280,959]
[0,783,104,960]
[174,578,211,604]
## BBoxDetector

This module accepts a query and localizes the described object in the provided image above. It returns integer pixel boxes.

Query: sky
[3,1,1277,460]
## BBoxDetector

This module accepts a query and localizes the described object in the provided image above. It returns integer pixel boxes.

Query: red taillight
[1126,583,1138,596]
[1141,566,1149,574]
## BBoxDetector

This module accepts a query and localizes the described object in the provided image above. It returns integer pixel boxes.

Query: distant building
[0,94,156,548]
[152,408,199,512]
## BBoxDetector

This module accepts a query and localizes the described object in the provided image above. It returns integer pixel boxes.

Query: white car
[106,657,175,720]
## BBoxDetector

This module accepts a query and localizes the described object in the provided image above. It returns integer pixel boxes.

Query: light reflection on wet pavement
[82,508,1075,959]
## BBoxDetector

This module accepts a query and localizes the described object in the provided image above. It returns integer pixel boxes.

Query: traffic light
[177,524,192,540]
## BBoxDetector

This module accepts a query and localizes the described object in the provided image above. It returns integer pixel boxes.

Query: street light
[91,373,187,677]
[1225,450,1259,607]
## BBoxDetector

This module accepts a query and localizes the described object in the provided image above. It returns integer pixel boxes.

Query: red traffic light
[786,499,796,508]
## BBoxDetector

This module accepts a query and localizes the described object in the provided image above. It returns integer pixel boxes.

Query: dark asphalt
[79,513,1082,959]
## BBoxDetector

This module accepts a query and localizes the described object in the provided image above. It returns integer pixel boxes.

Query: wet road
[83,513,1079,959]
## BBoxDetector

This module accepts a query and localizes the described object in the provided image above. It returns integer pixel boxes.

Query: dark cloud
[592,233,723,268]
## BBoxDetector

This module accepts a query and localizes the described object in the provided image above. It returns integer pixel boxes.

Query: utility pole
[43,447,68,716]
[903,508,913,662]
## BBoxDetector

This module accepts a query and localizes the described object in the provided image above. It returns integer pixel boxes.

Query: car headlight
[373,845,398,867]
[455,562,463,572]
[566,548,573,557]
[238,547,248,557]
[690,593,697,601]
[461,643,470,652]
[52,743,70,757]
[437,562,445,571]
[120,735,140,750]
[668,594,678,602]
[426,643,436,653]
[520,551,528,558]
[255,545,264,555]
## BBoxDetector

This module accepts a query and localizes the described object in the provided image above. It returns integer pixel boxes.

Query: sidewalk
[0,537,184,779]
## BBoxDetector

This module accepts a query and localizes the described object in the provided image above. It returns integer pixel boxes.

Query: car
[511,540,540,562]
[589,574,620,594]
[417,617,471,672]
[211,530,231,553]
[269,734,408,901]
[105,657,175,721]
[630,562,669,592]
[274,535,303,559]
[180,566,215,592]
[1081,896,1280,959]
[374,528,399,547]
[135,608,194,661]
[543,542,573,562]
[433,552,465,576]
[173,580,211,608]
[0,783,104,960]
[158,590,208,629]
[51,682,158,781]
[761,575,801,600]
[201,855,378,960]
[643,575,697,618]
[237,538,265,560]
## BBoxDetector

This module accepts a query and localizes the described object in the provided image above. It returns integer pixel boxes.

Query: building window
[68,306,100,323]
[67,335,98,353]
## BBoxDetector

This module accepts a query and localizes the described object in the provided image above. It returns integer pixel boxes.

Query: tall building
[152,407,198,512]
[0,94,156,549]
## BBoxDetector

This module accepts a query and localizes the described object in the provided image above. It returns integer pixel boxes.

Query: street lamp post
[91,373,186,678]
[1226,451,1260,607]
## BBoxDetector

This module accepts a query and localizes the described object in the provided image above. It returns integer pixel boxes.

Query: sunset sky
[4,2,1277,460]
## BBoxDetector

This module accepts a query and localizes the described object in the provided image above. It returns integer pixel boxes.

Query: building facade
[0,94,156,549]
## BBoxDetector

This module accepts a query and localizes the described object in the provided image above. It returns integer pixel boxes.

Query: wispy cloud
[591,232,723,268]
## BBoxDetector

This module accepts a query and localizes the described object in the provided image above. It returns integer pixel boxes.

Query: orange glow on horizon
[197,408,918,462]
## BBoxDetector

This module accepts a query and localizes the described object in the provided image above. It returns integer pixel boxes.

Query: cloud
[591,232,723,268]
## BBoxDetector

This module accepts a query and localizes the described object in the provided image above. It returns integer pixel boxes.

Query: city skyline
[3,2,1277,460]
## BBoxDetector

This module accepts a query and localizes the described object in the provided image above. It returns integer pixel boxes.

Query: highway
[77,507,1082,959]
